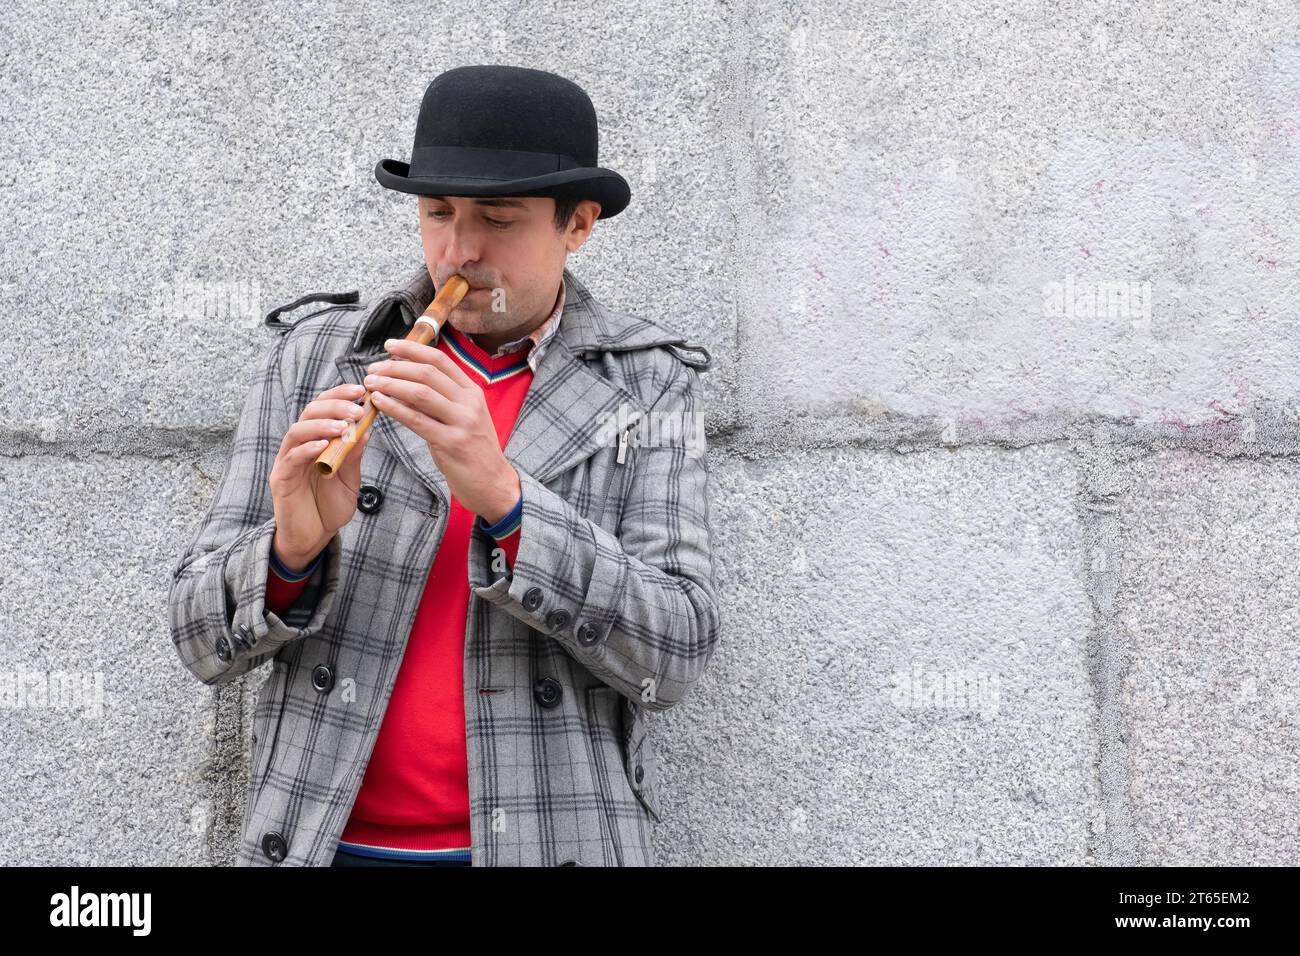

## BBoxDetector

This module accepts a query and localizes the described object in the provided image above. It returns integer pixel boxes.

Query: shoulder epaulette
[263,289,361,333]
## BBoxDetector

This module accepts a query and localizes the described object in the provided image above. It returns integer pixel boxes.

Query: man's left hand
[363,337,521,523]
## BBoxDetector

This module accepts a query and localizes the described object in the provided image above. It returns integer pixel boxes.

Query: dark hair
[553,195,583,231]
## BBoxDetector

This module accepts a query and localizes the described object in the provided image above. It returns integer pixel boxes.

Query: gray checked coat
[168,263,720,866]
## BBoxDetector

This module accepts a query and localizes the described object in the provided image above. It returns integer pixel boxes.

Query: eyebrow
[429,196,528,209]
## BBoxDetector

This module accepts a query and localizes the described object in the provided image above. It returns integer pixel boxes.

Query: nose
[442,218,482,274]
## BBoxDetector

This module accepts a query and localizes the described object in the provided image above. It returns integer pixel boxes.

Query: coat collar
[335,263,692,503]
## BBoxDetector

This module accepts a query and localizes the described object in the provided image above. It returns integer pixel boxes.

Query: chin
[447,309,482,328]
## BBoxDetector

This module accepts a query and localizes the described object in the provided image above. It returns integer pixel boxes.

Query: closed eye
[426,210,512,229]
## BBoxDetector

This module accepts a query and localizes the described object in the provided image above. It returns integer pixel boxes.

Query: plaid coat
[168,264,720,867]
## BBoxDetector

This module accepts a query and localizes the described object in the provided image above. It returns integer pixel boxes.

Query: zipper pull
[616,425,629,464]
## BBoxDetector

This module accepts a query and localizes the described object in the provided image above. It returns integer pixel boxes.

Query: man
[168,65,721,867]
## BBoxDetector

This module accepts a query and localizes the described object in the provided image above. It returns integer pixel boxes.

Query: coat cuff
[210,517,341,671]
[471,464,627,655]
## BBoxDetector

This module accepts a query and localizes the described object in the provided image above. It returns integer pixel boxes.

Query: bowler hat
[375,65,630,219]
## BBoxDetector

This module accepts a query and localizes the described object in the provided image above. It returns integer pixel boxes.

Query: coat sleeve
[168,331,343,686]
[471,354,721,711]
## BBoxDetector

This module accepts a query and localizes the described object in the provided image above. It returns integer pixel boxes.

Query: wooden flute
[314,274,471,478]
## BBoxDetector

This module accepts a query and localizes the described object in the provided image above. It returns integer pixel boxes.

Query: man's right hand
[268,382,372,572]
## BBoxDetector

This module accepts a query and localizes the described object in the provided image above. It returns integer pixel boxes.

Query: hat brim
[374,158,630,219]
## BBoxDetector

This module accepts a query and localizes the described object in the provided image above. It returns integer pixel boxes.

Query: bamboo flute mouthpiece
[314,274,471,478]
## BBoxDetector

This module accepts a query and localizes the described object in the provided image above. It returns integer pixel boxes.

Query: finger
[289,437,332,466]
[383,337,441,364]
[280,418,352,463]
[280,417,341,460]
[366,360,460,404]
[370,390,446,444]
[304,382,367,415]
[301,397,368,422]
[319,382,368,400]
[384,337,475,390]
[367,376,457,423]
[288,416,354,440]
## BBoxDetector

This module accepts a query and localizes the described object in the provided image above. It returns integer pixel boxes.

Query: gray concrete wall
[3,0,1298,864]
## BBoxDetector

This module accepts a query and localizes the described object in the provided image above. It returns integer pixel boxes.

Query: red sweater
[264,321,536,855]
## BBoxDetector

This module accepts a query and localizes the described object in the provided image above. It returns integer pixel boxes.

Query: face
[418,194,601,342]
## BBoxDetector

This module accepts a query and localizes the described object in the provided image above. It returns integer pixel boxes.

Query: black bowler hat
[375,65,631,219]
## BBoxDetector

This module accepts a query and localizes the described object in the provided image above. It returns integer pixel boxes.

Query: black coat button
[575,622,600,646]
[523,587,543,610]
[311,664,334,693]
[234,623,255,650]
[357,484,383,514]
[559,859,580,866]
[635,765,644,783]
[546,608,571,631]
[533,677,562,708]
[262,831,288,863]
[215,634,232,663]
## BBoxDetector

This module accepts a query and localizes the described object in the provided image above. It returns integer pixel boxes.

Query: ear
[564,200,602,252]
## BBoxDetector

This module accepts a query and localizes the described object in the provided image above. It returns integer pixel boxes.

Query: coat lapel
[335,264,676,503]
[500,331,642,486]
